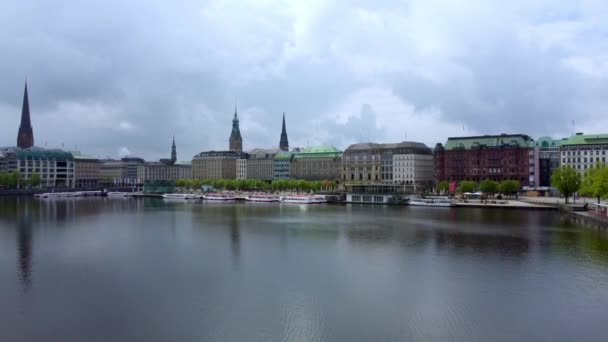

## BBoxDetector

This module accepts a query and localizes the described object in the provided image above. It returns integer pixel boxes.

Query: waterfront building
[99,159,126,184]
[236,157,247,180]
[72,152,100,188]
[433,134,534,186]
[246,148,280,181]
[533,137,562,189]
[0,147,75,187]
[559,132,608,172]
[279,113,289,151]
[342,142,433,191]
[0,150,12,173]
[273,151,294,180]
[137,161,192,182]
[137,138,191,182]
[291,146,342,181]
[192,150,239,180]
[229,106,243,153]
[17,82,34,149]
[122,157,145,184]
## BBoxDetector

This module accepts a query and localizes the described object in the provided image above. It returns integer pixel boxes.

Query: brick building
[433,134,534,186]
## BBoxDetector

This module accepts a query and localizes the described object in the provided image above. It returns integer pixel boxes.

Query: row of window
[563,150,606,156]
[562,157,606,164]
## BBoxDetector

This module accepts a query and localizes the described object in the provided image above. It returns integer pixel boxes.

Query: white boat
[246,194,280,202]
[34,192,78,199]
[204,193,237,201]
[409,197,454,207]
[107,192,132,198]
[162,193,198,200]
[281,195,327,204]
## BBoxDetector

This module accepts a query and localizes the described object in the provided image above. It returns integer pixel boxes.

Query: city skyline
[2,1,608,160]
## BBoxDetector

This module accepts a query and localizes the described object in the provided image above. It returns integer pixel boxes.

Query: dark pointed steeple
[171,136,177,163]
[17,81,34,149]
[229,105,243,153]
[279,112,289,151]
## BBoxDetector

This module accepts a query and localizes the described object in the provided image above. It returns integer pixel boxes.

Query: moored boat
[162,193,198,200]
[280,195,327,204]
[408,197,454,207]
[34,192,78,199]
[246,194,280,202]
[107,192,133,198]
[204,193,237,201]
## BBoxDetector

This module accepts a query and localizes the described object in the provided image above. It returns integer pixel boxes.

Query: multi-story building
[533,137,562,188]
[290,146,342,180]
[559,132,608,173]
[342,142,433,190]
[392,151,434,191]
[99,159,126,184]
[0,147,75,187]
[342,143,382,182]
[273,151,294,180]
[192,151,239,180]
[72,152,100,188]
[245,148,279,181]
[175,161,192,179]
[121,157,145,183]
[433,134,534,186]
[137,162,192,181]
[236,157,247,180]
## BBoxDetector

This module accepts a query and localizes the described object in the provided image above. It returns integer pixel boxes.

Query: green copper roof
[16,148,74,160]
[534,136,562,148]
[294,145,342,159]
[274,151,294,160]
[444,134,534,150]
[560,133,608,146]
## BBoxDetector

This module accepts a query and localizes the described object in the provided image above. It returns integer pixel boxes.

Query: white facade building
[392,153,434,191]
[236,158,247,180]
[560,133,608,173]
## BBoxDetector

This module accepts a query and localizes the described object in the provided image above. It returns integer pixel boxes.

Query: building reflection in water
[229,206,241,268]
[17,220,32,293]
[14,199,34,293]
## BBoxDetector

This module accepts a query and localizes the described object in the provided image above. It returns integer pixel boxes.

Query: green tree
[551,166,581,204]
[498,180,520,198]
[457,180,477,193]
[0,171,9,188]
[6,171,21,189]
[436,181,449,194]
[580,165,608,203]
[29,173,42,188]
[479,179,499,194]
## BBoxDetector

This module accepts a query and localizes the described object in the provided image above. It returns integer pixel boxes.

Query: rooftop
[534,136,562,148]
[294,145,342,159]
[1,146,75,160]
[560,133,608,146]
[344,141,431,155]
[443,134,534,150]
[193,150,240,159]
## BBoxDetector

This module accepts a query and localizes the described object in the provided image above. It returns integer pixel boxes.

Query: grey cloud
[1,0,607,161]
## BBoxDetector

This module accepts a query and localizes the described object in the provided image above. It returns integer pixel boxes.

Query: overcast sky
[1,0,607,160]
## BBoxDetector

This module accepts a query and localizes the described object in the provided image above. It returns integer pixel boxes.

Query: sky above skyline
[1,0,608,160]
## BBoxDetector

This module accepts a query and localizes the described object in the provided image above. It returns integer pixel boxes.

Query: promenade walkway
[455,200,555,210]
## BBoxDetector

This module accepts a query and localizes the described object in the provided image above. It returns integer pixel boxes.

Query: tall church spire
[171,136,177,163]
[17,81,34,149]
[229,105,243,153]
[279,112,289,151]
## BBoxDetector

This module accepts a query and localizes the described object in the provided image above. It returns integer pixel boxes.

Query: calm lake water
[1,197,608,341]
